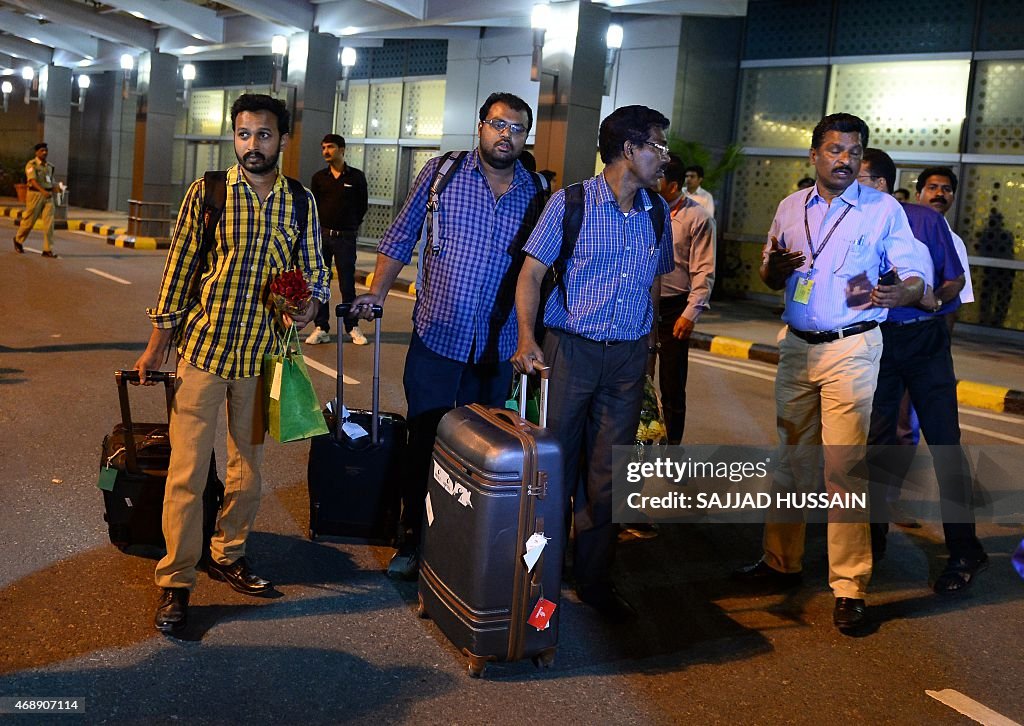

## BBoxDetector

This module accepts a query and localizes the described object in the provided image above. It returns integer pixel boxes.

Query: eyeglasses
[644,140,670,157]
[857,174,881,182]
[481,118,528,136]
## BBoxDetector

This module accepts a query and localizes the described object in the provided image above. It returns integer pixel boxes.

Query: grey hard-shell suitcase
[417,369,564,677]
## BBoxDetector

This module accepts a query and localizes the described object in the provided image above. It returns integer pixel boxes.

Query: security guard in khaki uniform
[14,142,58,257]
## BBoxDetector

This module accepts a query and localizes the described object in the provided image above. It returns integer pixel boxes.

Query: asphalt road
[1,228,1023,725]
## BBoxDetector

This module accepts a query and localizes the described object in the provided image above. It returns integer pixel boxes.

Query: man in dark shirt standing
[307,134,370,346]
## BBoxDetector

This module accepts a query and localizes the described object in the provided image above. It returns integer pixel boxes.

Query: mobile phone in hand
[878,269,898,286]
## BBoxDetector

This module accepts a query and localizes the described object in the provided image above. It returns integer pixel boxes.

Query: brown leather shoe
[13,238,24,254]
[206,556,274,596]
[155,587,189,633]
[41,250,59,258]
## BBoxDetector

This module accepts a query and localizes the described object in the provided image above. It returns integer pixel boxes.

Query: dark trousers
[401,332,513,543]
[657,294,691,445]
[543,329,648,589]
[314,231,358,333]
[868,317,983,559]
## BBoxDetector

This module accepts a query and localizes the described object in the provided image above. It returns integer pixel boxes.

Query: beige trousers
[762,326,882,599]
[154,362,266,590]
[15,191,55,252]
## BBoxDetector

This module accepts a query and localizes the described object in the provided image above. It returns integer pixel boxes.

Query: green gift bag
[505,376,540,424]
[263,324,329,443]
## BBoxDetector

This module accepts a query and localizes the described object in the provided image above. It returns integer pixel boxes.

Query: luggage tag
[269,360,283,401]
[527,597,557,631]
[793,269,815,305]
[522,533,549,572]
[97,446,125,491]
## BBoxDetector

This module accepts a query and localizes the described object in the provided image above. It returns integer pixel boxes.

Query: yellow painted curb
[956,380,1008,413]
[365,272,375,289]
[709,336,754,360]
[408,282,416,295]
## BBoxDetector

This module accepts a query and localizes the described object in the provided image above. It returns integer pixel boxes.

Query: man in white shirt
[683,165,715,218]
[916,167,973,321]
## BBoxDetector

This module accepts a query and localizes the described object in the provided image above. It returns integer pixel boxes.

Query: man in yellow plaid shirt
[134,94,329,634]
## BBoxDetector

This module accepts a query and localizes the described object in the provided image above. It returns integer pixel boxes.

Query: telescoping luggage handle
[518,365,550,428]
[335,302,384,445]
[114,369,175,474]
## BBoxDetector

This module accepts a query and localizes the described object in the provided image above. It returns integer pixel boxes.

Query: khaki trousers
[154,362,266,590]
[15,191,55,252]
[763,326,882,599]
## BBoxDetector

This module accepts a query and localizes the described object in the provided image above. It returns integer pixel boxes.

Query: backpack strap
[426,150,468,256]
[646,188,667,250]
[201,170,228,263]
[283,175,310,264]
[554,182,585,294]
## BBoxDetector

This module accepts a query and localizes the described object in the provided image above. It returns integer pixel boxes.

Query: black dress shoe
[731,560,802,588]
[833,597,867,632]
[206,556,274,596]
[934,553,989,594]
[41,250,59,258]
[13,238,24,254]
[576,584,638,624]
[155,587,189,633]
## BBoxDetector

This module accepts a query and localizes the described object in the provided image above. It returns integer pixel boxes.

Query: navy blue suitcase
[417,370,564,677]
[307,304,406,544]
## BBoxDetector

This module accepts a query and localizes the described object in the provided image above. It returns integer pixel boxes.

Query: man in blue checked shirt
[352,92,546,579]
[513,105,675,623]
[732,113,928,634]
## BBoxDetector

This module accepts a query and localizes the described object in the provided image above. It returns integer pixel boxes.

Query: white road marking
[959,423,1024,445]
[959,407,1024,426]
[86,268,132,285]
[926,689,1021,726]
[303,355,359,385]
[689,352,778,382]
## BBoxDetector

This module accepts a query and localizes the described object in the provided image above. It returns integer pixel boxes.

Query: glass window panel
[827,60,970,151]
[411,149,437,185]
[361,203,395,240]
[737,67,827,149]
[367,82,403,139]
[365,145,398,199]
[335,84,369,138]
[967,61,1024,154]
[728,155,816,236]
[959,164,1024,261]
[188,90,226,136]
[345,144,364,171]
[401,80,446,138]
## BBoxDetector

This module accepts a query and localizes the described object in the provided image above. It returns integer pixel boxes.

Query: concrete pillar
[532,0,609,188]
[283,32,339,182]
[129,52,178,239]
[40,65,71,224]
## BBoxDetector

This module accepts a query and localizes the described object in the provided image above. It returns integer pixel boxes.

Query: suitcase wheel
[467,654,487,679]
[532,648,556,669]
[415,593,429,619]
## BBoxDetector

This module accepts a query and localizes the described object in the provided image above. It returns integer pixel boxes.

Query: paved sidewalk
[8,197,1020,414]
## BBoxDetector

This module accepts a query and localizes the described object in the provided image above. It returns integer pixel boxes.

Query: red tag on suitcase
[527,598,556,630]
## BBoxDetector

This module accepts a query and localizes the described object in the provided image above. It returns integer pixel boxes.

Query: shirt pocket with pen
[833,236,875,277]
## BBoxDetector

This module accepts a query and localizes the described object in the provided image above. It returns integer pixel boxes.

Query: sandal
[934,554,989,594]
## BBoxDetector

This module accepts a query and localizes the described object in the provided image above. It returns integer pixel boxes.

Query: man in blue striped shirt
[353,92,546,578]
[733,113,928,633]
[513,106,675,622]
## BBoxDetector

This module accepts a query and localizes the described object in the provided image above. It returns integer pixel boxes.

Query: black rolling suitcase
[98,370,223,554]
[418,368,564,678]
[307,303,407,543]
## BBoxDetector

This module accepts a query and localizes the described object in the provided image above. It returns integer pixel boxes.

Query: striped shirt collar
[595,171,655,213]
[226,163,289,197]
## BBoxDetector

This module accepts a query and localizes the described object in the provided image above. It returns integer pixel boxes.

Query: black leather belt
[882,315,938,328]
[323,228,352,237]
[789,320,878,344]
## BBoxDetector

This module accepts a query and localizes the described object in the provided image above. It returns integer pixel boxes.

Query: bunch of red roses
[269,269,311,316]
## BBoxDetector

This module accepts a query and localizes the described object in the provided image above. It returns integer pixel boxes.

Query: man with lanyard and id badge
[732,113,929,634]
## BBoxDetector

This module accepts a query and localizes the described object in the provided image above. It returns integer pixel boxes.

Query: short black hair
[664,157,685,187]
[862,148,897,194]
[33,142,48,152]
[598,105,670,164]
[519,149,537,172]
[811,112,869,150]
[797,176,815,189]
[684,165,704,178]
[230,93,290,135]
[916,166,958,194]
[479,92,533,133]
[322,133,345,147]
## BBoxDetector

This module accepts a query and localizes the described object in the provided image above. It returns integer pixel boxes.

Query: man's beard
[238,149,280,175]
[479,142,518,170]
